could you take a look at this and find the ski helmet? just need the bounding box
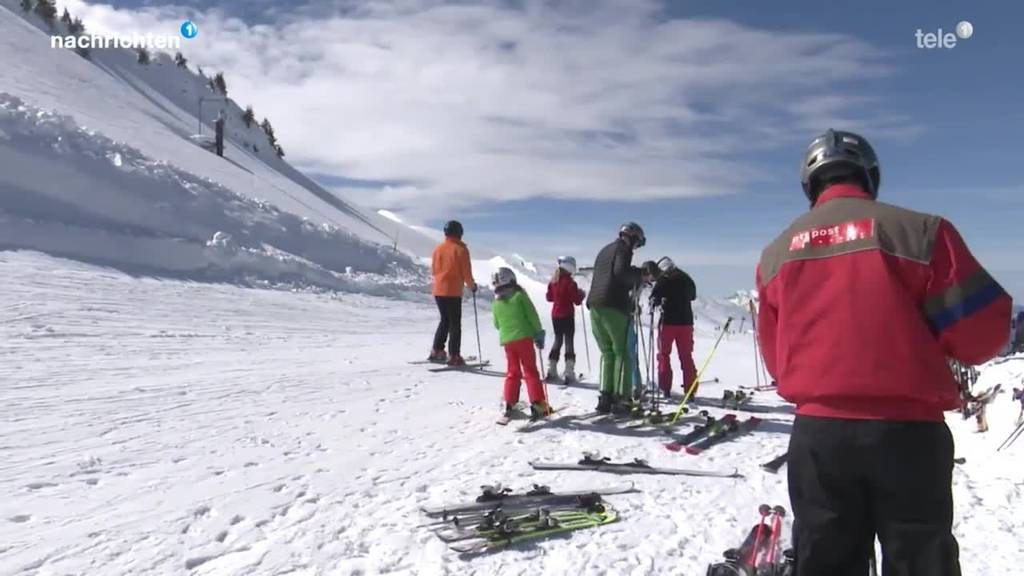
[491,267,516,290]
[619,222,646,249]
[443,220,464,238]
[557,256,577,275]
[800,129,880,203]
[656,256,675,273]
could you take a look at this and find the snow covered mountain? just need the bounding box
[0,0,443,294]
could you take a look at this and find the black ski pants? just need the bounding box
[548,316,576,361]
[432,296,463,357]
[788,415,961,576]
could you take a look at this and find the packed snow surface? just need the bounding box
[1,252,1022,576]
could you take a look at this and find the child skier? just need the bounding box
[491,267,551,419]
[649,257,698,398]
[545,256,586,384]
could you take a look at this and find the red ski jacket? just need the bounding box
[547,273,585,319]
[756,184,1012,422]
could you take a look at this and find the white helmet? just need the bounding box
[491,267,516,290]
[557,256,577,275]
[656,256,675,273]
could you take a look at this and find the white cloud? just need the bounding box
[61,0,912,216]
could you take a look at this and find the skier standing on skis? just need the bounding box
[647,257,698,399]
[586,222,645,413]
[491,267,551,419]
[756,129,1013,576]
[429,220,478,366]
[545,256,586,385]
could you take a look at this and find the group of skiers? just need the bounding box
[427,219,700,421]
[427,128,1015,576]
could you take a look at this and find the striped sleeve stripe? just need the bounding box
[926,270,1009,332]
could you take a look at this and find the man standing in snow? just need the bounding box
[429,220,477,366]
[214,110,225,157]
[756,129,1012,576]
[586,222,645,413]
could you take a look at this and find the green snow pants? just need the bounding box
[590,306,630,398]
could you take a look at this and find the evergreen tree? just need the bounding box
[174,52,188,68]
[34,0,57,26]
[242,105,255,128]
[137,48,150,65]
[213,72,228,96]
[71,17,89,58]
[60,7,72,27]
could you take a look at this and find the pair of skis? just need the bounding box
[442,503,618,555]
[419,482,636,518]
[529,452,741,478]
[664,414,762,455]
[420,483,632,555]
[707,504,790,576]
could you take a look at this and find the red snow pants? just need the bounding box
[503,337,547,405]
[658,325,697,395]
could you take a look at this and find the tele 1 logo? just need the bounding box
[180,20,198,39]
[916,21,973,49]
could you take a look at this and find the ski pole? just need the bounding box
[538,346,551,413]
[670,316,733,424]
[472,290,484,368]
[580,305,592,374]
[749,504,771,567]
[997,419,1024,451]
[765,506,786,565]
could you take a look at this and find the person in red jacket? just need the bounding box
[757,129,1012,576]
[545,256,586,384]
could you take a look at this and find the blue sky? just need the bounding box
[72,0,1023,299]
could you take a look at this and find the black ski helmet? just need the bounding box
[443,220,464,238]
[800,129,880,203]
[619,222,646,249]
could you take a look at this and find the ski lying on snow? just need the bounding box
[419,482,636,517]
[529,454,740,478]
[446,505,619,555]
[431,495,608,542]
[760,451,788,473]
[686,416,761,455]
[664,414,736,452]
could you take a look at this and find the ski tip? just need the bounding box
[664,443,683,452]
[684,446,702,455]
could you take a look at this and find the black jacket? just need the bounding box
[586,239,641,313]
[651,269,696,326]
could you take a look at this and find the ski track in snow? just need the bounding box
[0,252,1022,576]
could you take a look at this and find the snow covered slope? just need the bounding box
[1,251,1021,575]
[0,1,438,290]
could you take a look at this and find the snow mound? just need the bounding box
[0,94,427,297]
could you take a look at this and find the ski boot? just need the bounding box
[545,358,561,383]
[475,484,511,503]
[722,389,735,409]
[563,359,577,385]
[530,401,553,420]
[612,399,633,416]
[427,349,448,364]
[447,355,467,367]
[595,392,614,414]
